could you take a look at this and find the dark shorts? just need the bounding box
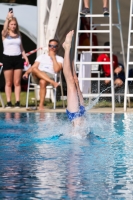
[106,72,125,83]
[66,105,86,121]
[114,72,125,83]
[3,54,24,71]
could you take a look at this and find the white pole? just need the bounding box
[37,0,48,56]
[45,0,64,44]
[124,0,133,111]
[109,0,115,111]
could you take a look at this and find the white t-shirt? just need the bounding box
[35,54,63,75]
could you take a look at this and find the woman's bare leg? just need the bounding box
[14,69,22,102]
[103,0,108,7]
[63,30,83,112]
[84,0,89,8]
[83,0,108,10]
[84,0,108,8]
[4,70,13,102]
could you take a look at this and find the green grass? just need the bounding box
[0,92,131,108]
[84,99,124,108]
[94,100,124,108]
[0,92,67,108]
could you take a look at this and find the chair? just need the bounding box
[0,66,5,108]
[26,71,65,109]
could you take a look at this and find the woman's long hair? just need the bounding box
[8,17,20,35]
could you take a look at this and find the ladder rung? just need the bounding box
[131,14,133,17]
[125,94,133,97]
[80,14,110,18]
[130,31,133,33]
[83,94,113,97]
[77,51,110,54]
[77,46,110,49]
[89,51,110,53]
[125,78,133,81]
[92,24,120,27]
[129,46,133,49]
[78,30,110,33]
[78,78,112,80]
[75,62,111,65]
[115,94,124,96]
[83,93,123,97]
[128,62,133,65]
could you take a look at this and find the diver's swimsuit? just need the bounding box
[66,105,85,121]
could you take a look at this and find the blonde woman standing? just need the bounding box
[1,10,29,108]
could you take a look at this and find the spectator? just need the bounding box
[23,39,63,111]
[1,11,29,108]
[80,0,109,16]
[97,42,125,87]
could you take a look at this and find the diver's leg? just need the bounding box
[72,61,84,106]
[63,31,79,112]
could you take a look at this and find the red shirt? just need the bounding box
[97,54,118,77]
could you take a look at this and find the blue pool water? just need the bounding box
[0,112,133,199]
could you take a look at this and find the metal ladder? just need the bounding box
[74,0,126,111]
[124,0,133,111]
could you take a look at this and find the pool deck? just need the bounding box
[0,107,133,113]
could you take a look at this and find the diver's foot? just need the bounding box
[62,30,74,50]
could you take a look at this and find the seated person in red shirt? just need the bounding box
[97,42,125,87]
